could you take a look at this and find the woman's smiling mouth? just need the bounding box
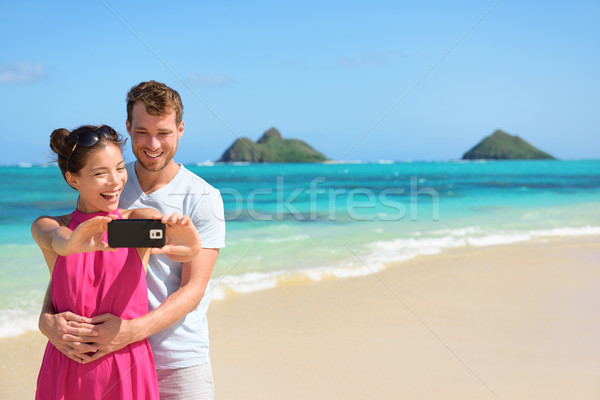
[100,190,121,201]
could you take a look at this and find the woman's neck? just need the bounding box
[75,197,111,214]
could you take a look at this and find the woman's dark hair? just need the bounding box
[49,125,125,182]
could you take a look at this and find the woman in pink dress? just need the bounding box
[31,125,201,399]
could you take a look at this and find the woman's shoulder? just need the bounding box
[31,214,71,247]
[119,208,157,219]
[32,214,71,228]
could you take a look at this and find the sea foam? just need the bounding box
[208,225,600,301]
[0,309,39,338]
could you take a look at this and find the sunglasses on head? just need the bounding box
[66,126,115,172]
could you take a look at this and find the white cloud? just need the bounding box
[187,73,234,87]
[0,61,46,83]
[338,51,405,68]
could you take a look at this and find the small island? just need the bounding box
[218,127,328,163]
[462,130,555,160]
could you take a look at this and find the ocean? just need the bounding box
[1,160,599,337]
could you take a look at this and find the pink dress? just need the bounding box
[36,209,159,400]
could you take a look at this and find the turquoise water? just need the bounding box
[1,160,599,336]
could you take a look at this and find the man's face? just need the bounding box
[126,102,184,173]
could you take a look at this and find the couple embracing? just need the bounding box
[32,80,225,399]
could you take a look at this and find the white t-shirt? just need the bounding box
[120,162,226,369]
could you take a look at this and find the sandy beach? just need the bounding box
[2,237,599,399]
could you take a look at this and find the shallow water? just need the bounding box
[1,160,599,336]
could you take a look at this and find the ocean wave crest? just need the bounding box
[209,224,600,300]
[0,309,39,338]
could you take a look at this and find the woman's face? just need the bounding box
[67,143,127,213]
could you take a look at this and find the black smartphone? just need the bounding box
[107,219,166,248]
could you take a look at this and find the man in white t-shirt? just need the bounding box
[39,80,225,399]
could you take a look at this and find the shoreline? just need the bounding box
[209,226,600,301]
[2,236,599,399]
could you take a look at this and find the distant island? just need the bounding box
[218,127,328,163]
[462,130,555,160]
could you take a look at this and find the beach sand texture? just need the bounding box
[1,237,599,399]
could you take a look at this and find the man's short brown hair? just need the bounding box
[126,80,184,125]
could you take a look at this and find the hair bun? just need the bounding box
[49,128,71,155]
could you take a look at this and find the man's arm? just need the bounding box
[86,247,219,361]
[38,283,99,363]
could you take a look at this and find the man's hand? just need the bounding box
[39,311,98,363]
[151,213,202,262]
[84,313,136,363]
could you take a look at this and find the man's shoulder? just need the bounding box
[174,165,220,195]
[122,162,141,201]
[125,161,136,173]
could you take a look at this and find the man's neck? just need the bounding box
[134,161,181,195]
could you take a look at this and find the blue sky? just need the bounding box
[1,1,599,165]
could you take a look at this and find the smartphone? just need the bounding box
[107,219,166,248]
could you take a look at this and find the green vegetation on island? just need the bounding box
[218,128,328,162]
[462,130,555,160]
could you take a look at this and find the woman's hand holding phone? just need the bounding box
[57,215,117,255]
